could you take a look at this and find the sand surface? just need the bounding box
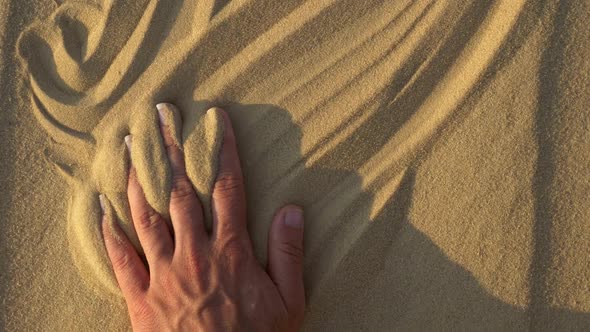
[1,0,590,330]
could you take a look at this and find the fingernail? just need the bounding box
[156,103,167,126]
[98,194,107,216]
[124,135,133,168]
[207,107,218,114]
[284,207,304,229]
[124,135,132,154]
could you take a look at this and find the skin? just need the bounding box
[99,104,305,332]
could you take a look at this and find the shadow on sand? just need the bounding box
[179,102,590,331]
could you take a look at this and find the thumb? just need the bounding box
[268,205,306,318]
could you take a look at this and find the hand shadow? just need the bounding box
[179,102,590,331]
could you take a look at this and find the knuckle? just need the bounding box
[216,216,243,235]
[184,250,202,270]
[111,251,133,271]
[186,253,211,283]
[215,235,249,262]
[136,208,163,230]
[213,172,243,197]
[130,298,154,323]
[277,242,304,265]
[163,137,176,150]
[156,271,175,291]
[224,242,244,260]
[170,176,195,200]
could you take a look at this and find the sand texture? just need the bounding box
[1,0,590,330]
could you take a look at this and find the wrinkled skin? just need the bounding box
[100,104,305,332]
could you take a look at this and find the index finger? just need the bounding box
[156,103,207,254]
[210,108,248,241]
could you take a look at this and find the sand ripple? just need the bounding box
[16,0,542,327]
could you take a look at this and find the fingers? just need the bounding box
[156,103,206,253]
[126,135,174,268]
[267,205,305,319]
[100,194,149,298]
[211,108,248,241]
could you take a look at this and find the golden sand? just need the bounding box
[1,0,590,330]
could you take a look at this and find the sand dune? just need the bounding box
[2,0,590,330]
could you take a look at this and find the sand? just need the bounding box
[1,0,590,330]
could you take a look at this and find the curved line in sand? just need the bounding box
[359,0,528,188]
[299,0,528,293]
[17,0,528,298]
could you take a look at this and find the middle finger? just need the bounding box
[156,103,207,255]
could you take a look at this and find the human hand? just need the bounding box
[99,104,305,331]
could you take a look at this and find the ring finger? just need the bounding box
[126,134,174,271]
